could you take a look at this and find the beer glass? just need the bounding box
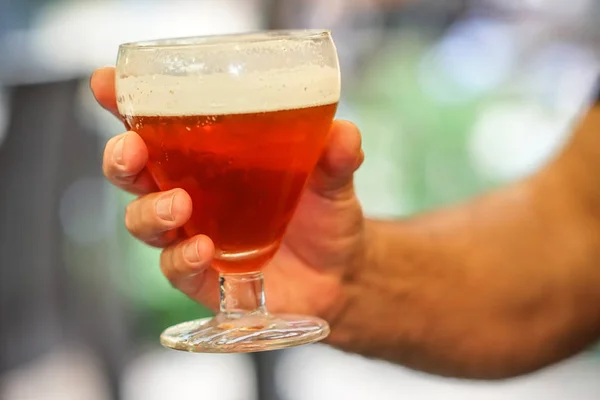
[115,30,340,353]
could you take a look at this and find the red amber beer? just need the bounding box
[124,103,337,273]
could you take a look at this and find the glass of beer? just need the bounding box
[115,30,340,353]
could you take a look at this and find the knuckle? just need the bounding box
[102,164,111,180]
[103,135,129,177]
[102,150,113,179]
[160,246,203,295]
[124,202,138,234]
[160,247,177,282]
[103,162,120,181]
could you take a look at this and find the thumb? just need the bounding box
[308,120,364,200]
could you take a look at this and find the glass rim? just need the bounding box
[119,29,332,50]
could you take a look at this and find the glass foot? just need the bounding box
[160,313,330,353]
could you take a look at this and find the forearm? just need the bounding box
[327,103,600,379]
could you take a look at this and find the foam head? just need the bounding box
[116,31,341,117]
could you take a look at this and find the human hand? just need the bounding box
[91,67,366,321]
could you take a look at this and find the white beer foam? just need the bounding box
[116,65,340,117]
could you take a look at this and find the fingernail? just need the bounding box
[156,192,176,221]
[184,240,200,264]
[112,135,126,165]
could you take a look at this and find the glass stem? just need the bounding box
[219,272,267,319]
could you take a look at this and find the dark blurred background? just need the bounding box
[1,0,599,399]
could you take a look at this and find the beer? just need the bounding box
[118,65,340,273]
[125,104,336,272]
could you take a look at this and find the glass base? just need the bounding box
[160,313,330,353]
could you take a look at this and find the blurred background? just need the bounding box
[1,0,600,399]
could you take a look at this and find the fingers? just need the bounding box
[308,120,364,200]
[94,67,158,195]
[94,68,158,195]
[160,235,219,309]
[125,188,192,246]
[103,131,158,195]
[90,67,120,119]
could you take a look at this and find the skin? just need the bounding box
[91,67,366,318]
[91,67,600,379]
